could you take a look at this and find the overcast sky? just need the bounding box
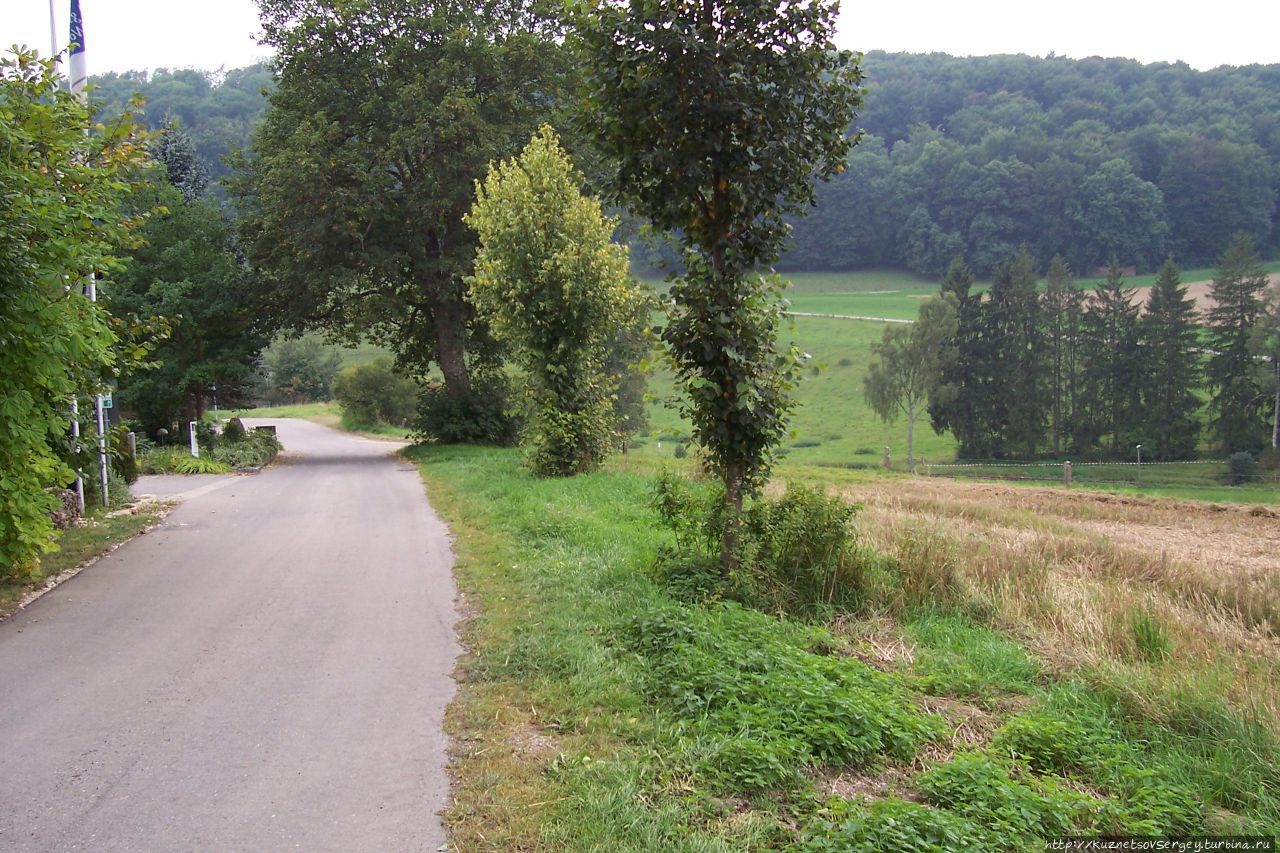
[3,0,1278,77]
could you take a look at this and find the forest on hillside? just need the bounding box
[91,52,1280,278]
[784,51,1280,276]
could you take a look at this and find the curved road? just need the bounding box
[0,420,459,852]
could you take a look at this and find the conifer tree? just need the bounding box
[1139,258,1201,459]
[1206,235,1270,453]
[928,257,985,456]
[1080,260,1142,456]
[1042,255,1083,455]
[982,248,1047,458]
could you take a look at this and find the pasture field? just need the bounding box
[410,444,1280,849]
[634,314,961,467]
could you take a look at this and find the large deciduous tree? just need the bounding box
[580,0,862,571]
[1206,235,1270,453]
[466,126,647,477]
[864,295,959,470]
[235,0,568,439]
[0,51,148,577]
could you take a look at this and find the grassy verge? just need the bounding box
[1,504,165,619]
[413,446,1279,850]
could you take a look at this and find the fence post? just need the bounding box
[1063,460,1072,485]
[126,431,137,460]
[882,446,891,470]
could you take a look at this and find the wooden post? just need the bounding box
[882,446,891,470]
[1063,460,1072,485]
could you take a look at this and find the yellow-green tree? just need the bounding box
[466,126,646,476]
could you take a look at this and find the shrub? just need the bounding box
[1225,451,1257,485]
[331,358,419,427]
[652,473,877,617]
[222,416,247,443]
[210,430,280,469]
[416,372,519,445]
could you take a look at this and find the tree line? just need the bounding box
[869,238,1279,464]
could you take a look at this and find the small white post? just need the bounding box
[189,422,199,458]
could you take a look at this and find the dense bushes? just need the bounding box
[330,358,418,427]
[652,472,880,617]
[415,372,519,446]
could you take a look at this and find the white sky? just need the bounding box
[2,0,1277,76]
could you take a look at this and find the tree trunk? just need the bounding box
[719,461,745,575]
[430,290,473,401]
[1273,358,1279,450]
[906,402,916,472]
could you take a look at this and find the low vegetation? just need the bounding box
[414,446,1279,849]
[138,420,280,474]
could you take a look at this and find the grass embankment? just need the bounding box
[0,504,165,619]
[414,446,1280,850]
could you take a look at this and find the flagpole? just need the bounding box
[48,0,58,60]
[69,0,110,510]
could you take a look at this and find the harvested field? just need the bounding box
[803,475,1280,727]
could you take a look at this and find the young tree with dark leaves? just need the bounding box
[580,0,862,571]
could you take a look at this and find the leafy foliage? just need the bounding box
[581,0,862,568]
[782,52,1280,276]
[466,127,646,476]
[0,50,148,578]
[236,0,571,416]
[111,180,266,436]
[1139,258,1202,459]
[260,337,343,404]
[652,473,879,618]
[330,359,419,428]
[863,295,958,468]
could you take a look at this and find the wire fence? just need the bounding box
[917,458,1280,489]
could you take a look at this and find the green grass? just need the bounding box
[636,314,959,467]
[410,445,1280,849]
[1,505,164,620]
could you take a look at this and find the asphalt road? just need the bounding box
[0,420,459,852]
